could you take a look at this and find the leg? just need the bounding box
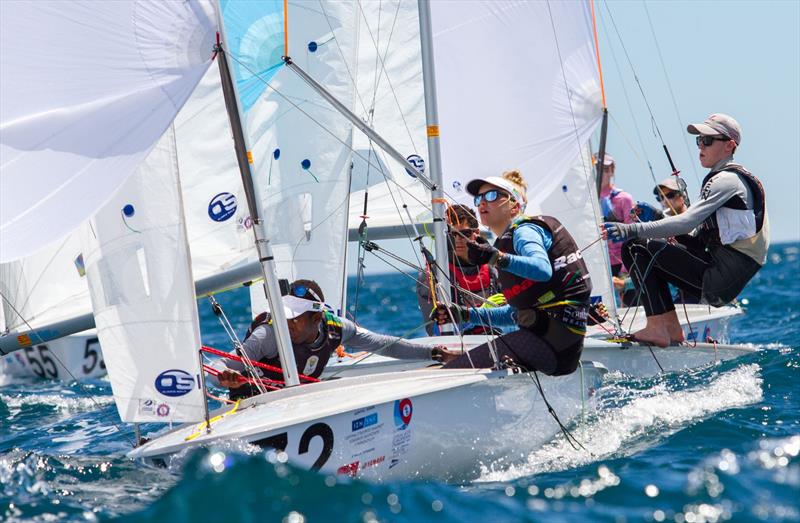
[622,239,711,346]
[443,329,558,374]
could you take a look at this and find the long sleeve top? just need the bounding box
[224,316,433,373]
[467,223,553,327]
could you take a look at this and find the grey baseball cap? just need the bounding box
[655,177,681,191]
[687,113,741,145]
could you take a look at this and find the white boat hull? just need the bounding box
[0,331,106,383]
[322,304,749,379]
[130,365,606,482]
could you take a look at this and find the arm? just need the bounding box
[468,303,516,326]
[500,223,553,281]
[628,172,742,239]
[616,191,636,224]
[224,324,278,372]
[340,317,433,360]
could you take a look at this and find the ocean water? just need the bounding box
[1,243,798,523]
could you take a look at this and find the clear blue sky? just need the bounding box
[349,0,799,276]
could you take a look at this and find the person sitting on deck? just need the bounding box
[416,203,504,336]
[602,113,769,347]
[431,170,593,376]
[217,279,458,398]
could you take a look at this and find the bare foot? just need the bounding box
[631,326,671,347]
[664,311,686,345]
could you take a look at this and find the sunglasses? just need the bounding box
[289,283,322,302]
[695,135,730,147]
[449,227,478,239]
[473,189,511,207]
[654,190,681,202]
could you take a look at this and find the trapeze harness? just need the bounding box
[494,215,592,375]
[228,311,343,399]
[695,163,767,305]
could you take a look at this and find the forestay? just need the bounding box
[81,129,205,423]
[0,1,216,263]
[218,0,358,314]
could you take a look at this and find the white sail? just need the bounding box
[348,1,431,231]
[0,230,88,332]
[218,0,358,313]
[0,1,217,263]
[174,66,256,282]
[430,0,603,207]
[81,128,205,423]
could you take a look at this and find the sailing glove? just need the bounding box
[430,303,471,325]
[631,202,664,222]
[603,222,635,243]
[466,237,508,267]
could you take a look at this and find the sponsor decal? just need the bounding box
[236,215,253,232]
[352,413,378,432]
[405,154,425,178]
[303,355,320,376]
[394,398,413,429]
[17,334,32,347]
[208,192,237,222]
[156,403,170,417]
[703,325,713,342]
[74,254,86,277]
[138,399,155,416]
[337,461,359,477]
[687,330,698,341]
[452,180,463,192]
[155,369,195,397]
[590,295,603,305]
[361,455,385,470]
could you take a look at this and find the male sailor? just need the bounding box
[217,280,457,398]
[602,113,768,347]
[432,170,592,376]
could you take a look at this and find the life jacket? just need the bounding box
[449,262,495,304]
[494,215,592,336]
[696,163,768,264]
[242,311,343,380]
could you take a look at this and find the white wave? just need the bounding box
[1,392,113,415]
[478,364,763,482]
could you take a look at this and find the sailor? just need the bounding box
[432,170,592,376]
[602,113,768,347]
[597,153,635,278]
[218,279,458,398]
[416,203,504,335]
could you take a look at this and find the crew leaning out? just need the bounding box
[602,113,768,347]
[432,170,592,376]
[215,279,459,399]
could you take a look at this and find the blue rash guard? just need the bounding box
[468,223,553,327]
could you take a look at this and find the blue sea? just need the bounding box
[2,243,798,523]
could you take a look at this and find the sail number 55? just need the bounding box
[24,345,58,379]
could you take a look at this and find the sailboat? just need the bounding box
[1,0,605,482]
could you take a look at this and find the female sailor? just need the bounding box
[433,170,592,376]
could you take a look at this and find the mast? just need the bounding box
[214,7,300,387]
[417,0,449,288]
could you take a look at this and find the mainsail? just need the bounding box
[0,1,217,263]
[428,0,615,308]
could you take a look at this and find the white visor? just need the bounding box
[266,295,325,319]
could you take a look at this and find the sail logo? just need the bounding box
[405,154,425,178]
[394,398,413,429]
[208,192,237,222]
[155,369,195,397]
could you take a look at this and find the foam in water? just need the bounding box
[479,364,764,482]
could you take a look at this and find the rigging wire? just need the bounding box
[642,1,701,186]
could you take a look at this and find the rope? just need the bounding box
[201,345,320,383]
